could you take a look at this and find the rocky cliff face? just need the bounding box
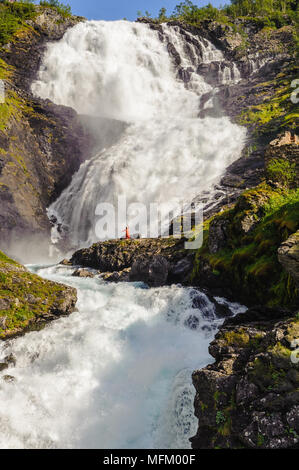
[191,308,299,449]
[191,133,299,310]
[0,8,91,253]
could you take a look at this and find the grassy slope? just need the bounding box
[191,185,299,308]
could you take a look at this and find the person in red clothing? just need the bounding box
[122,226,130,239]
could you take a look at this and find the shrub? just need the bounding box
[266,158,296,187]
[39,0,71,18]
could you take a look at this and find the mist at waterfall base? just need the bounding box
[32,20,246,249]
[0,21,249,449]
[0,265,246,449]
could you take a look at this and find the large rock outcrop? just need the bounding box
[0,250,77,340]
[278,232,299,288]
[191,308,299,449]
[70,238,194,287]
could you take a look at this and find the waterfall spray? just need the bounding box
[32,21,246,249]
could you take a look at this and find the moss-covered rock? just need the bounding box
[191,308,299,449]
[0,250,77,340]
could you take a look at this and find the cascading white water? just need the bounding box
[0,21,249,449]
[0,265,246,449]
[32,20,246,248]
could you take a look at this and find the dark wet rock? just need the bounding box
[72,268,94,278]
[70,238,193,286]
[278,231,299,288]
[191,309,299,449]
[0,9,92,250]
[167,42,181,65]
[130,255,169,287]
[177,67,194,83]
[2,375,15,383]
[208,216,229,254]
[171,257,194,281]
[0,353,16,372]
[49,287,77,316]
[185,315,200,330]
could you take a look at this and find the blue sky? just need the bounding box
[66,1,225,21]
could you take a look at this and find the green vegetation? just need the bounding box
[239,65,299,139]
[191,184,299,308]
[216,410,226,425]
[0,1,72,46]
[140,0,298,30]
[266,158,296,187]
[0,250,72,339]
[0,1,36,45]
[39,0,71,18]
[0,88,34,131]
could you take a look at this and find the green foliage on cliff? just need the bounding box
[266,158,296,187]
[0,88,33,131]
[192,184,299,308]
[39,0,71,18]
[0,250,74,339]
[239,65,299,139]
[150,0,298,27]
[0,1,72,45]
[0,1,37,45]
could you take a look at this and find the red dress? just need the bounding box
[125,227,130,239]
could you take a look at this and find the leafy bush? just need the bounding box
[266,159,296,187]
[152,1,298,27]
[0,1,36,45]
[0,1,72,45]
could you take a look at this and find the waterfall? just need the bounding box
[0,264,247,449]
[32,20,246,249]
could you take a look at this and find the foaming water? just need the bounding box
[32,21,246,248]
[0,265,246,449]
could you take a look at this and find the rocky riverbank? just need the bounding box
[0,250,77,341]
[69,237,193,287]
[191,307,299,449]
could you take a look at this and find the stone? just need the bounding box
[278,231,299,288]
[0,316,7,330]
[191,308,299,449]
[130,255,169,287]
[72,268,94,278]
[0,298,11,310]
[208,216,229,254]
[286,406,299,432]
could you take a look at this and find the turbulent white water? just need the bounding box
[32,21,246,248]
[0,21,250,449]
[0,265,246,449]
